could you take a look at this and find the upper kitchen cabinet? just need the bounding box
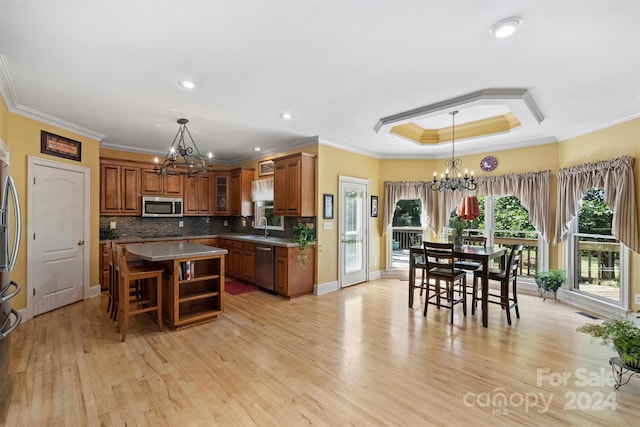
[274,153,316,216]
[183,171,213,215]
[212,171,230,216]
[229,167,254,217]
[100,160,140,215]
[140,168,183,197]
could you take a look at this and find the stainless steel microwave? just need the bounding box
[142,196,183,217]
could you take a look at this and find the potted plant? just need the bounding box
[577,318,640,369]
[535,269,566,300]
[448,216,466,247]
[291,222,316,266]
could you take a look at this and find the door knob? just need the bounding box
[77,240,85,246]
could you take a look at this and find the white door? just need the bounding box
[339,176,368,287]
[29,158,87,316]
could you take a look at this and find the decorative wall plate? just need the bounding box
[480,156,498,172]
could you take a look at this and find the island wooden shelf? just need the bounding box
[126,242,227,329]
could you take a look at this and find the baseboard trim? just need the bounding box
[87,284,102,299]
[315,280,339,295]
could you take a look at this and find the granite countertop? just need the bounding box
[126,241,228,262]
[101,233,298,248]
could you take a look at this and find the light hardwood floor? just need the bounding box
[2,278,640,426]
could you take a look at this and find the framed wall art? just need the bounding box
[258,159,274,176]
[371,195,378,217]
[41,131,82,162]
[323,194,334,219]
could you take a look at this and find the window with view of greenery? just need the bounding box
[254,201,284,230]
[392,199,422,226]
[573,188,619,301]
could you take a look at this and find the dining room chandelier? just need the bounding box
[430,110,477,192]
[154,118,207,176]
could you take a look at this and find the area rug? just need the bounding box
[225,279,258,295]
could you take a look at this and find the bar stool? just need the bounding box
[116,244,164,342]
[105,240,117,320]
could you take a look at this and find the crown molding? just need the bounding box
[0,55,106,142]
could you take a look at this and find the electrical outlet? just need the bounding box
[223,220,228,226]
[109,221,116,229]
[635,294,640,305]
[178,221,184,228]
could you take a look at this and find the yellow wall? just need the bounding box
[316,144,382,285]
[5,113,101,309]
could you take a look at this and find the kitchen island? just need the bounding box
[126,241,228,329]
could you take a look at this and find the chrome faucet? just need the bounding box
[257,216,269,237]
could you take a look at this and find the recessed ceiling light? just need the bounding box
[254,147,261,151]
[178,80,196,89]
[490,17,522,38]
[280,112,293,120]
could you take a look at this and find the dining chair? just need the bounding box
[472,244,524,325]
[423,241,467,324]
[116,244,164,342]
[453,235,487,271]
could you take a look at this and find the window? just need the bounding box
[449,195,544,279]
[254,201,283,230]
[570,188,623,304]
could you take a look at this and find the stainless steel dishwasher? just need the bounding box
[254,245,275,291]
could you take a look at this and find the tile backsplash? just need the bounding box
[99,216,314,240]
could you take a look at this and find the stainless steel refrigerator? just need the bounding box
[0,155,21,408]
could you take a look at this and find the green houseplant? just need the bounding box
[448,216,466,247]
[577,318,640,368]
[535,269,566,300]
[291,223,316,266]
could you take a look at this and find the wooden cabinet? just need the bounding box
[275,246,315,297]
[163,254,224,328]
[212,172,230,216]
[217,238,233,277]
[100,161,140,215]
[229,167,254,217]
[274,153,316,216]
[231,241,243,278]
[183,172,213,215]
[242,243,255,283]
[140,168,183,197]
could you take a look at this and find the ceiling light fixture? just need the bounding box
[490,17,521,38]
[154,118,207,176]
[254,147,261,151]
[280,112,293,120]
[178,80,195,89]
[431,111,476,192]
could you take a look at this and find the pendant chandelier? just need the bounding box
[154,118,207,176]
[430,110,477,192]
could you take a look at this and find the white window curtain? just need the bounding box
[251,177,274,202]
[554,156,638,253]
[437,170,552,242]
[383,181,436,233]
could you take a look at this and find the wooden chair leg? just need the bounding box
[512,279,520,319]
[503,281,512,325]
[155,273,163,332]
[461,277,467,316]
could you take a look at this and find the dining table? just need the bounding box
[408,244,507,327]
